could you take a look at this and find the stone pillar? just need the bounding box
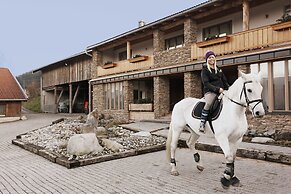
[91,49,102,79]
[184,18,197,46]
[240,0,250,73]
[184,72,202,98]
[123,80,134,112]
[154,76,170,118]
[92,84,104,112]
[153,29,165,53]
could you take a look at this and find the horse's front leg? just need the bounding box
[228,138,243,187]
[215,135,236,189]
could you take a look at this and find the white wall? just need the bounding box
[197,0,290,41]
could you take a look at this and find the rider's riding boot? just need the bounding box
[199,109,209,133]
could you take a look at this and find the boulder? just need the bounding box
[101,139,123,152]
[86,108,99,128]
[67,133,103,156]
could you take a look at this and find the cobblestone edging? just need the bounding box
[12,137,165,169]
[177,139,291,165]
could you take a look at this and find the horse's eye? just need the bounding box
[247,89,252,93]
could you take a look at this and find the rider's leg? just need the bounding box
[199,92,216,133]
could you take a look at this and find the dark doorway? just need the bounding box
[222,66,238,86]
[170,75,184,110]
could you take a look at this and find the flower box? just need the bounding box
[272,21,291,31]
[129,103,153,111]
[102,63,117,69]
[196,36,230,48]
[128,56,148,63]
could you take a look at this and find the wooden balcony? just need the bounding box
[97,55,153,77]
[191,23,291,60]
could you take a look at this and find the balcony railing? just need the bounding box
[97,55,153,77]
[191,23,291,60]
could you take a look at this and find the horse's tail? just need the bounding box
[166,123,172,162]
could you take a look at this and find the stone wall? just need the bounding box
[184,71,202,98]
[154,76,170,118]
[92,81,131,123]
[247,114,291,134]
[91,50,102,79]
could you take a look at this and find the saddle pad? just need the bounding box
[192,101,223,121]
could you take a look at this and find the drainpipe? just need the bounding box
[85,49,92,57]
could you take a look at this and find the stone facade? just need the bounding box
[91,50,102,79]
[154,76,170,118]
[93,81,132,123]
[184,72,202,98]
[184,19,197,46]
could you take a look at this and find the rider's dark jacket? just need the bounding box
[201,65,229,95]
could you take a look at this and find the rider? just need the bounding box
[199,51,229,133]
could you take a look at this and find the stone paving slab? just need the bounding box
[120,122,169,133]
[154,129,291,165]
[0,117,21,124]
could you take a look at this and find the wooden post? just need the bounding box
[69,83,72,114]
[268,61,274,112]
[285,60,289,111]
[127,41,131,59]
[242,0,250,31]
[57,89,64,104]
[54,87,57,113]
[89,82,92,113]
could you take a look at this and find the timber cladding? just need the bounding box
[0,102,22,117]
[42,58,92,88]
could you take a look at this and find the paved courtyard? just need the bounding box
[0,113,291,194]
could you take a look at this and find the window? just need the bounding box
[118,51,127,61]
[251,60,291,112]
[203,21,232,41]
[104,82,124,110]
[0,104,5,116]
[165,35,184,50]
[133,80,153,103]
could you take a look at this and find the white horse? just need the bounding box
[166,71,265,189]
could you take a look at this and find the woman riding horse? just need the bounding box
[199,51,229,133]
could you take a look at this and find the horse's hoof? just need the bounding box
[197,165,204,172]
[231,176,241,187]
[220,177,231,189]
[171,171,179,176]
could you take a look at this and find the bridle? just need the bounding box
[222,81,263,113]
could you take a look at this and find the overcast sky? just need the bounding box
[0,0,205,76]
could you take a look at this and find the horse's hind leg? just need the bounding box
[170,124,183,176]
[186,131,204,171]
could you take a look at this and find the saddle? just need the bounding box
[192,96,223,133]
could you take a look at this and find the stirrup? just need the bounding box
[199,122,205,133]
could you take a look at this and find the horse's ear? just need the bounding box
[238,70,247,80]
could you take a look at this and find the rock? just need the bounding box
[131,131,152,137]
[274,131,291,141]
[86,108,98,128]
[21,116,27,120]
[80,124,95,133]
[251,137,275,143]
[67,133,103,156]
[263,129,276,137]
[101,139,123,152]
[95,127,107,135]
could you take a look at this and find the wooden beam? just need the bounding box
[127,41,131,59]
[57,89,64,104]
[243,0,250,31]
[72,85,80,107]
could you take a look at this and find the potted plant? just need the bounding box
[272,9,291,31]
[128,54,148,63]
[102,61,117,69]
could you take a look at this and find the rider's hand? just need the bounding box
[219,88,224,93]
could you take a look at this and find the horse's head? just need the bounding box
[239,71,265,117]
